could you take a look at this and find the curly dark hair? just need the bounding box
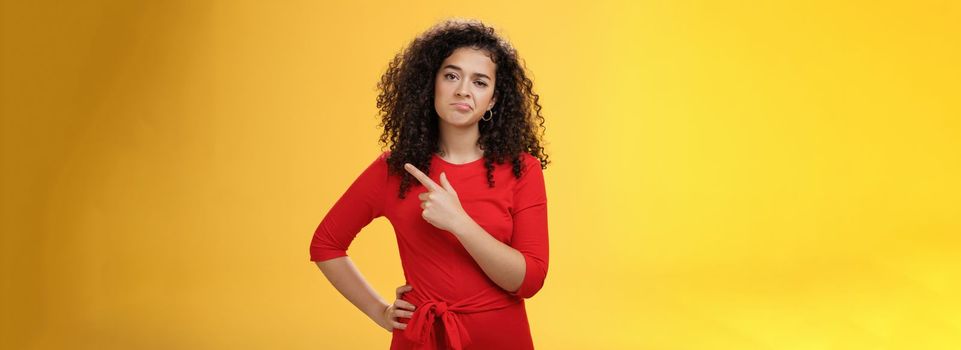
[376,18,550,199]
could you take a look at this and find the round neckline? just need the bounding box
[433,153,485,167]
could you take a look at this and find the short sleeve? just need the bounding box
[507,155,549,298]
[309,152,389,262]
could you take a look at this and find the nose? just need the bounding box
[455,81,470,98]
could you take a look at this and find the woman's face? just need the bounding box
[433,47,496,127]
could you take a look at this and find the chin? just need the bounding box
[440,115,477,127]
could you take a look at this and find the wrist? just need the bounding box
[370,302,392,330]
[451,215,478,238]
[364,300,390,321]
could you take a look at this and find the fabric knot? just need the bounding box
[433,301,449,315]
[399,287,520,349]
[404,300,472,350]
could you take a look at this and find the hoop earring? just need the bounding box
[482,109,494,122]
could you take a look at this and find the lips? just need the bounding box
[451,103,472,111]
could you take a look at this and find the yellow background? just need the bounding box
[2,0,959,349]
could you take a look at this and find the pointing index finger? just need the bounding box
[404,163,440,192]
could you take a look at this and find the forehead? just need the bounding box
[440,47,496,76]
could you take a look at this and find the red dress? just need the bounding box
[310,151,549,350]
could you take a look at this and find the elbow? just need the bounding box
[510,254,548,299]
[310,244,347,262]
[309,233,348,262]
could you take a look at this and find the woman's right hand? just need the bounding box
[378,284,416,332]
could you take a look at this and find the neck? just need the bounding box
[437,122,482,162]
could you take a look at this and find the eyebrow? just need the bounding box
[441,64,492,80]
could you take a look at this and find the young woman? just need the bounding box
[309,19,550,349]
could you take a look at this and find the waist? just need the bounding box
[401,287,521,350]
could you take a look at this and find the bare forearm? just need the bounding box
[315,257,388,322]
[452,219,525,292]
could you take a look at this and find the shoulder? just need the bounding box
[512,153,547,201]
[371,150,394,166]
[516,152,545,180]
[519,152,543,171]
[358,151,390,175]
[370,151,395,177]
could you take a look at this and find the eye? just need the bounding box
[474,81,488,87]
[444,73,458,80]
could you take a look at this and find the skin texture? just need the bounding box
[316,19,548,334]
